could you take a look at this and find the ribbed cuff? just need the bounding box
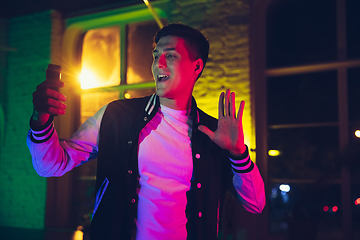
[229,145,254,173]
[30,114,54,131]
[228,145,249,160]
[29,115,55,143]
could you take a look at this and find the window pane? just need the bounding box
[80,91,119,124]
[267,71,338,125]
[348,68,360,122]
[268,127,342,238]
[347,0,360,59]
[126,20,161,84]
[81,26,120,89]
[267,0,337,68]
[268,127,340,180]
[348,68,360,145]
[269,182,342,238]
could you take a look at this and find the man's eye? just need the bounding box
[153,55,159,60]
[166,54,174,59]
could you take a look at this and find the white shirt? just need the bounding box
[136,105,192,240]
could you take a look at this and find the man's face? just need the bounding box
[152,36,201,103]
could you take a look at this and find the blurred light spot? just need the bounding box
[279,184,290,193]
[80,68,98,89]
[355,130,360,138]
[124,93,131,99]
[355,198,360,205]
[72,229,83,240]
[271,187,277,198]
[268,150,280,156]
[332,206,338,212]
[323,206,329,212]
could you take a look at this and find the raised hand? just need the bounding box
[32,79,66,126]
[198,89,246,157]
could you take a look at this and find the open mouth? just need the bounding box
[157,74,170,82]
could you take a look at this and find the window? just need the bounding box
[251,0,360,239]
[79,20,160,124]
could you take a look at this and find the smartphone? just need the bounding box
[46,64,61,116]
[46,64,61,92]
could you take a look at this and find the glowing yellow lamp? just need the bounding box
[355,130,360,138]
[268,149,280,157]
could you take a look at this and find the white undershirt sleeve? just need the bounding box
[229,152,266,213]
[27,105,107,177]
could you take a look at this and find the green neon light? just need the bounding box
[78,82,156,94]
[66,0,169,30]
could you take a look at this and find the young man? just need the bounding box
[28,24,265,240]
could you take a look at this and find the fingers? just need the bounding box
[198,125,215,140]
[237,100,245,120]
[219,90,245,119]
[33,97,67,114]
[37,79,65,90]
[218,91,225,119]
[33,87,66,102]
[224,89,230,117]
[219,90,232,118]
[33,80,67,115]
[230,91,236,118]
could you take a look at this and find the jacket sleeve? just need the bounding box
[26,105,107,177]
[229,146,266,213]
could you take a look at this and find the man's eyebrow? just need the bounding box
[152,47,177,54]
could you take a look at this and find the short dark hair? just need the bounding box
[154,23,210,77]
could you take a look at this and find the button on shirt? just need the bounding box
[136,105,193,240]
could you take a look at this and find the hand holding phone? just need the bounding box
[32,64,66,126]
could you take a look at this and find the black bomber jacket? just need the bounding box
[90,94,248,240]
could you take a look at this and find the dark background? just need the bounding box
[0,0,147,18]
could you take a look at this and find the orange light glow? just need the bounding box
[323,206,329,212]
[72,230,83,240]
[124,93,131,99]
[79,68,98,89]
[332,206,338,212]
[355,198,360,205]
[80,27,120,90]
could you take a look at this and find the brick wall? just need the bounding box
[0,18,8,148]
[171,0,255,155]
[0,11,53,229]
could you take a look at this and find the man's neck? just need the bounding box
[159,96,192,112]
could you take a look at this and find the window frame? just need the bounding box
[250,0,360,239]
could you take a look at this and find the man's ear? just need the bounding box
[194,58,204,75]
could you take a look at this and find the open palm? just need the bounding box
[198,90,246,156]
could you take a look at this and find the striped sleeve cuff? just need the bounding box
[29,115,55,143]
[229,146,254,173]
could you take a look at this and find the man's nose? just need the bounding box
[158,55,167,68]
